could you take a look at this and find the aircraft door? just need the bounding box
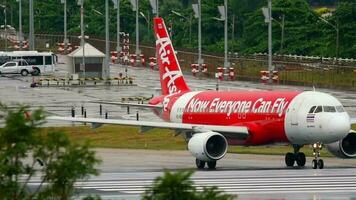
[290,98,305,126]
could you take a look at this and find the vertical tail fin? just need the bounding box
[153,18,190,95]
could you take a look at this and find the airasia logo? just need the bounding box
[162,67,182,94]
[156,33,182,94]
[186,97,289,117]
[156,33,171,66]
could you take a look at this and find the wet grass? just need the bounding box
[42,125,186,150]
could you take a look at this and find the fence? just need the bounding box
[2,34,356,90]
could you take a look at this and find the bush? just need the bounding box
[0,104,101,200]
[142,170,235,200]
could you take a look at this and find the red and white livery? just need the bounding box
[49,18,356,170]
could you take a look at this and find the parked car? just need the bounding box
[0,60,35,76]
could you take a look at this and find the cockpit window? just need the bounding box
[314,106,323,113]
[336,106,345,112]
[323,106,336,112]
[309,106,316,113]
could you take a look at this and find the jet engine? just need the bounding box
[326,131,356,158]
[187,131,228,161]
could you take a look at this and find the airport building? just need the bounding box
[67,43,105,78]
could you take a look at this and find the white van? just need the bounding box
[0,51,57,76]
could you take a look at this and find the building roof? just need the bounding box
[68,43,105,58]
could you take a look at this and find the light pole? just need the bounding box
[0,4,7,51]
[29,0,34,50]
[149,0,158,71]
[105,0,110,79]
[273,14,285,53]
[130,0,140,63]
[149,0,159,17]
[135,0,139,59]
[140,12,150,36]
[280,14,284,53]
[262,0,273,84]
[319,17,339,58]
[267,0,272,84]
[192,1,202,77]
[16,0,23,50]
[231,13,235,41]
[60,0,68,54]
[9,4,12,27]
[216,0,229,80]
[171,10,192,43]
[112,0,121,53]
[77,0,85,78]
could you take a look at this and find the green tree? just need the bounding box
[4,0,355,58]
[0,104,101,200]
[142,170,234,200]
[242,0,323,55]
[331,0,356,58]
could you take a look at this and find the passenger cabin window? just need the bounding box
[314,106,323,113]
[323,106,336,112]
[309,106,316,113]
[23,56,43,65]
[45,56,52,65]
[336,106,345,112]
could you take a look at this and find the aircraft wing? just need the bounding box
[89,101,163,109]
[47,116,249,139]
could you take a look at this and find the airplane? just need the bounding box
[48,17,356,170]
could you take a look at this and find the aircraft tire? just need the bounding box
[295,152,306,167]
[207,161,216,170]
[318,159,324,169]
[285,152,295,167]
[196,159,205,169]
[312,159,318,169]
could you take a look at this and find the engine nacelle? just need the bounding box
[326,131,356,158]
[187,131,228,161]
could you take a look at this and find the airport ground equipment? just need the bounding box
[35,76,134,87]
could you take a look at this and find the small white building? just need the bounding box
[67,43,105,78]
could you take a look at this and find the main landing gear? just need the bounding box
[312,142,324,169]
[285,145,306,167]
[196,159,216,170]
[285,143,324,169]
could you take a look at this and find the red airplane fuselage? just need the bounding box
[150,90,301,146]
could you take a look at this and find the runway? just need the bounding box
[26,149,356,199]
[73,169,356,199]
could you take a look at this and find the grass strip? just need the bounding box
[41,124,356,157]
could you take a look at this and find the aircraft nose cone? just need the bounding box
[328,116,350,138]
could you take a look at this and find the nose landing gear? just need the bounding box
[285,145,306,167]
[312,142,324,169]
